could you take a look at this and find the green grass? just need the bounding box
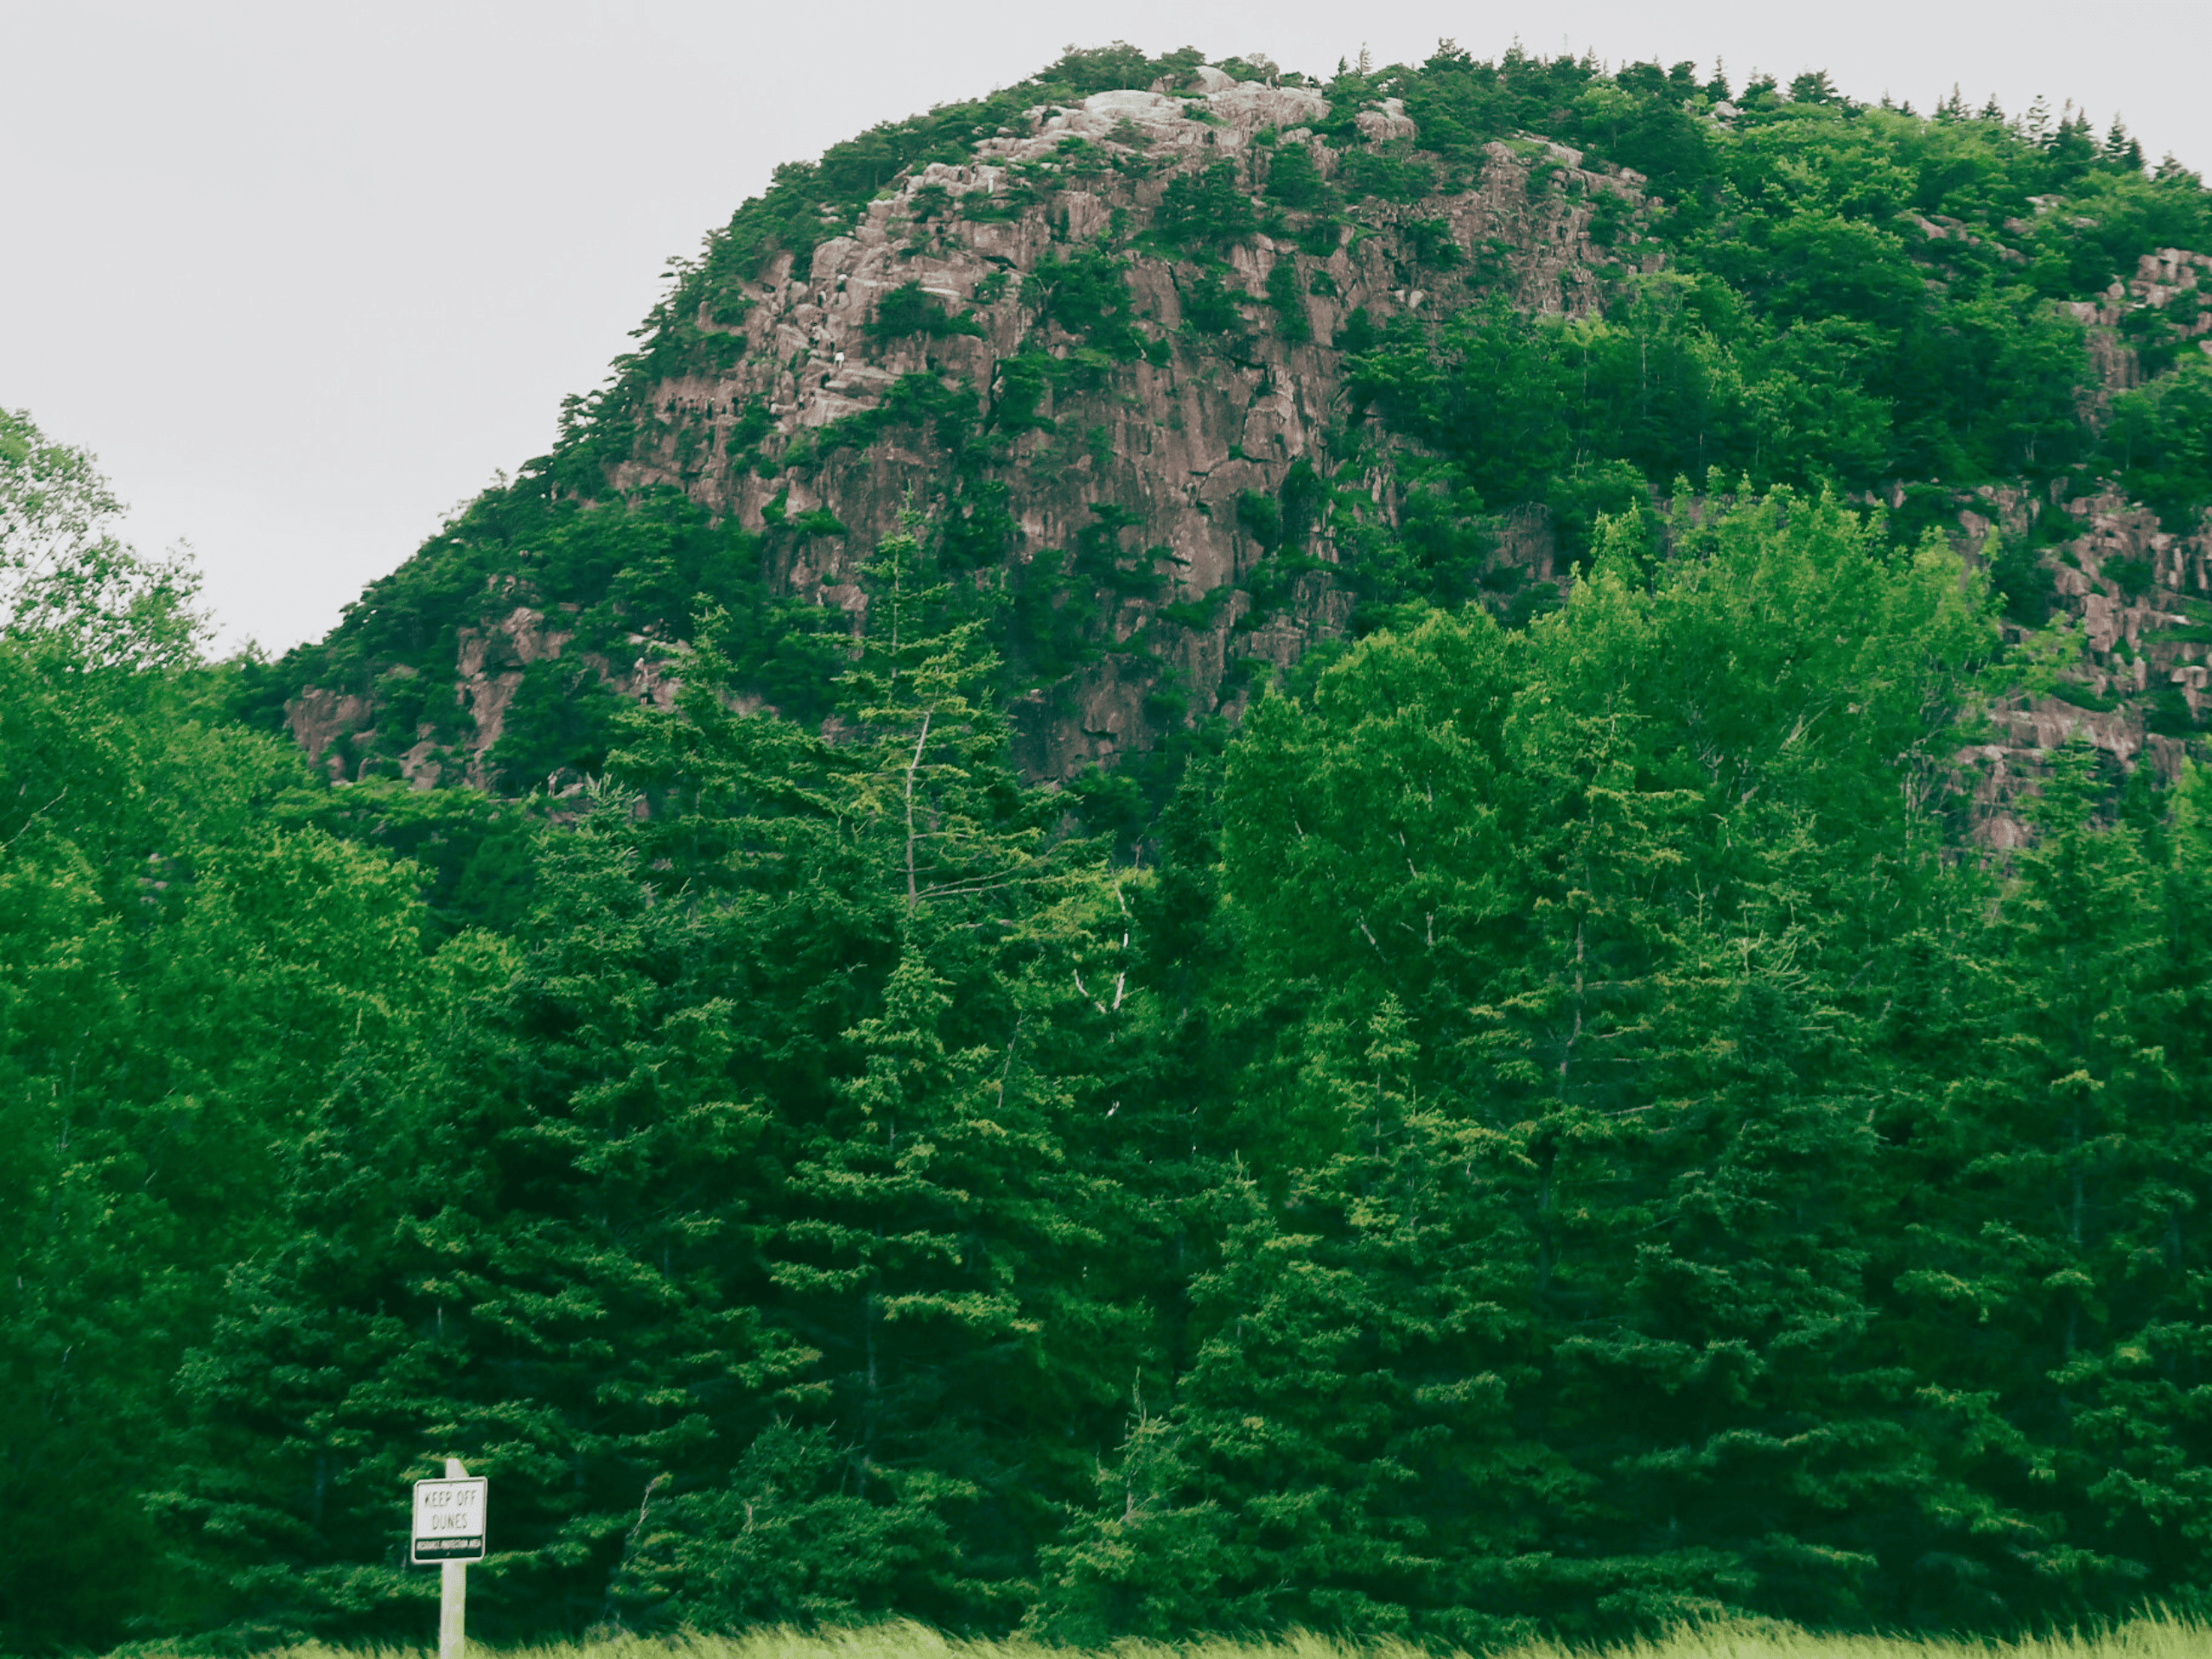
[143,1612,2212,1659]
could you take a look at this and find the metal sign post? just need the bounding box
[412,1459,486,1659]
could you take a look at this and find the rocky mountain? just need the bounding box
[24,51,2212,1654]
[261,43,2212,819]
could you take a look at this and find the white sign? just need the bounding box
[411,1477,487,1564]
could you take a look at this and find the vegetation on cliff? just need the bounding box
[242,40,2212,793]
[7,34,2212,1659]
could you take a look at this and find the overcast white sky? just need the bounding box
[4,0,2205,653]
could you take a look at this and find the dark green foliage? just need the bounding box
[1031,244,1146,361]
[1335,147,1433,205]
[2095,356,2212,530]
[0,536,442,1649]
[705,285,754,327]
[938,474,1020,571]
[484,658,623,791]
[277,778,536,938]
[1545,458,1653,568]
[21,481,2212,1651]
[2107,554,2156,599]
[1264,261,1311,341]
[868,283,985,343]
[1071,503,1165,598]
[1338,240,2089,610]
[1400,216,1462,270]
[812,372,979,461]
[990,348,1060,433]
[1302,43,2212,620]
[1278,459,1326,547]
[1263,142,1332,211]
[1046,41,1168,97]
[1154,162,1259,257]
[17,35,2212,1657]
[272,487,764,748]
[1586,188,1628,246]
[1234,489,1281,550]
[1299,219,1344,258]
[1179,270,1249,340]
[1986,534,2059,626]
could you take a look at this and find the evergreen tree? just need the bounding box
[1883,743,2200,1622]
[172,798,805,1641]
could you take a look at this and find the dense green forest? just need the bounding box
[9,36,2212,1659]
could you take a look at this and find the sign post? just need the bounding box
[412,1459,486,1659]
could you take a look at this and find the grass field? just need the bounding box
[190,1614,2212,1659]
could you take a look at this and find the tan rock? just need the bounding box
[1355,98,1419,143]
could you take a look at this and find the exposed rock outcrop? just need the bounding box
[2065,246,2212,394]
[603,69,1652,776]
[1956,484,2212,846]
[288,62,2212,829]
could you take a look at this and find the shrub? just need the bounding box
[1266,262,1311,341]
[2096,357,2212,531]
[1179,270,1250,342]
[1586,190,1628,247]
[1987,536,2057,626]
[868,282,984,342]
[1045,41,1156,95]
[1265,143,1334,211]
[1403,217,1465,270]
[1337,148,1434,203]
[1280,459,1327,544]
[1031,245,1146,361]
[791,507,848,537]
[1154,162,1257,257]
[2107,555,2156,598]
[1236,489,1282,549]
[485,659,620,790]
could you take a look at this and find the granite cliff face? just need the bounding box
[1958,482,2212,845]
[281,57,2212,811]
[1953,244,2212,839]
[606,78,1650,777]
[287,64,1662,785]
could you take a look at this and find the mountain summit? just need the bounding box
[261,41,2212,825]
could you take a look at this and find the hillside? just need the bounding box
[252,43,2212,821]
[14,40,2212,1659]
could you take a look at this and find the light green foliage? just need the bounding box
[127,1608,2212,1659]
[0,406,204,667]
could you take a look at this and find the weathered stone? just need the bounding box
[354,70,2212,818]
[286,687,372,771]
[1354,98,1418,143]
[590,76,1652,777]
